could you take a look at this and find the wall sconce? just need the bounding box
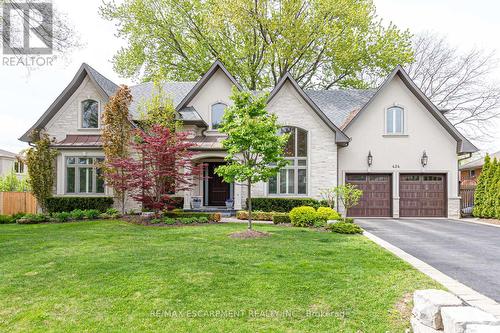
[421,151,428,167]
[367,151,373,167]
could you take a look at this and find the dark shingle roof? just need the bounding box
[129,81,196,118]
[305,89,376,128]
[85,64,120,97]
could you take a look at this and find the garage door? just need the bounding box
[399,174,446,217]
[345,174,392,217]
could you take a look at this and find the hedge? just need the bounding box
[46,197,114,213]
[473,155,500,219]
[272,213,291,224]
[163,211,221,222]
[247,197,328,213]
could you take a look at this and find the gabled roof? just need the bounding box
[342,65,478,154]
[460,151,500,170]
[268,73,350,144]
[175,60,243,112]
[19,63,119,142]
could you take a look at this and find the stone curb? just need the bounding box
[363,231,500,319]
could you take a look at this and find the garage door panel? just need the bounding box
[346,173,391,217]
[399,174,446,217]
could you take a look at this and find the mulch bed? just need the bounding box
[229,230,271,239]
[476,218,500,226]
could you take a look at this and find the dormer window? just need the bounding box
[82,99,99,129]
[211,103,227,130]
[386,106,404,134]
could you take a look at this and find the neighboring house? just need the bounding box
[20,61,477,218]
[0,149,27,179]
[459,151,500,185]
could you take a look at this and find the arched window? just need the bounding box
[268,127,308,195]
[211,103,226,129]
[82,99,99,128]
[386,106,404,134]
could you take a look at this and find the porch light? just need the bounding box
[367,151,373,167]
[421,151,428,167]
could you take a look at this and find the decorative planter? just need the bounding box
[191,196,203,209]
[225,199,234,209]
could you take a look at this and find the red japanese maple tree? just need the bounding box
[133,125,201,211]
[105,125,201,212]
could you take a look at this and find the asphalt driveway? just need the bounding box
[356,218,500,302]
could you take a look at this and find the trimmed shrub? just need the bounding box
[46,197,114,213]
[236,211,248,220]
[326,222,363,234]
[316,207,341,222]
[52,211,71,222]
[248,197,328,213]
[272,213,290,224]
[236,210,273,221]
[289,206,318,227]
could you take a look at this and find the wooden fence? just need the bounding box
[0,192,38,215]
[460,185,476,217]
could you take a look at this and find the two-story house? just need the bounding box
[20,61,477,218]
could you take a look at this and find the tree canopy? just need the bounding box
[101,0,413,90]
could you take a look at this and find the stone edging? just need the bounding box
[363,231,500,319]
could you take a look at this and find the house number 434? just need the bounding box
[392,164,400,169]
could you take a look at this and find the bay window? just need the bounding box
[268,127,307,195]
[66,157,105,194]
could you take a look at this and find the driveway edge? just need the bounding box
[363,231,500,318]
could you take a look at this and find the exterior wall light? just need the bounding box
[421,151,428,167]
[367,151,373,167]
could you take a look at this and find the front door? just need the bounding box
[207,163,230,206]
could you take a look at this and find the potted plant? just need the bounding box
[191,196,202,209]
[225,198,234,209]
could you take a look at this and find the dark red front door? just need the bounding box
[207,163,230,206]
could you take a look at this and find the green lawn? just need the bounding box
[0,221,439,332]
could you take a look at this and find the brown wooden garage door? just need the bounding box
[399,174,446,217]
[345,174,392,217]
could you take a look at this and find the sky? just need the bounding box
[0,0,499,154]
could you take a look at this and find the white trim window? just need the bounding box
[386,106,404,134]
[66,157,105,194]
[268,127,308,195]
[81,99,99,129]
[211,103,227,129]
[14,160,25,174]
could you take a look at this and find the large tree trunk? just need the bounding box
[247,179,252,230]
